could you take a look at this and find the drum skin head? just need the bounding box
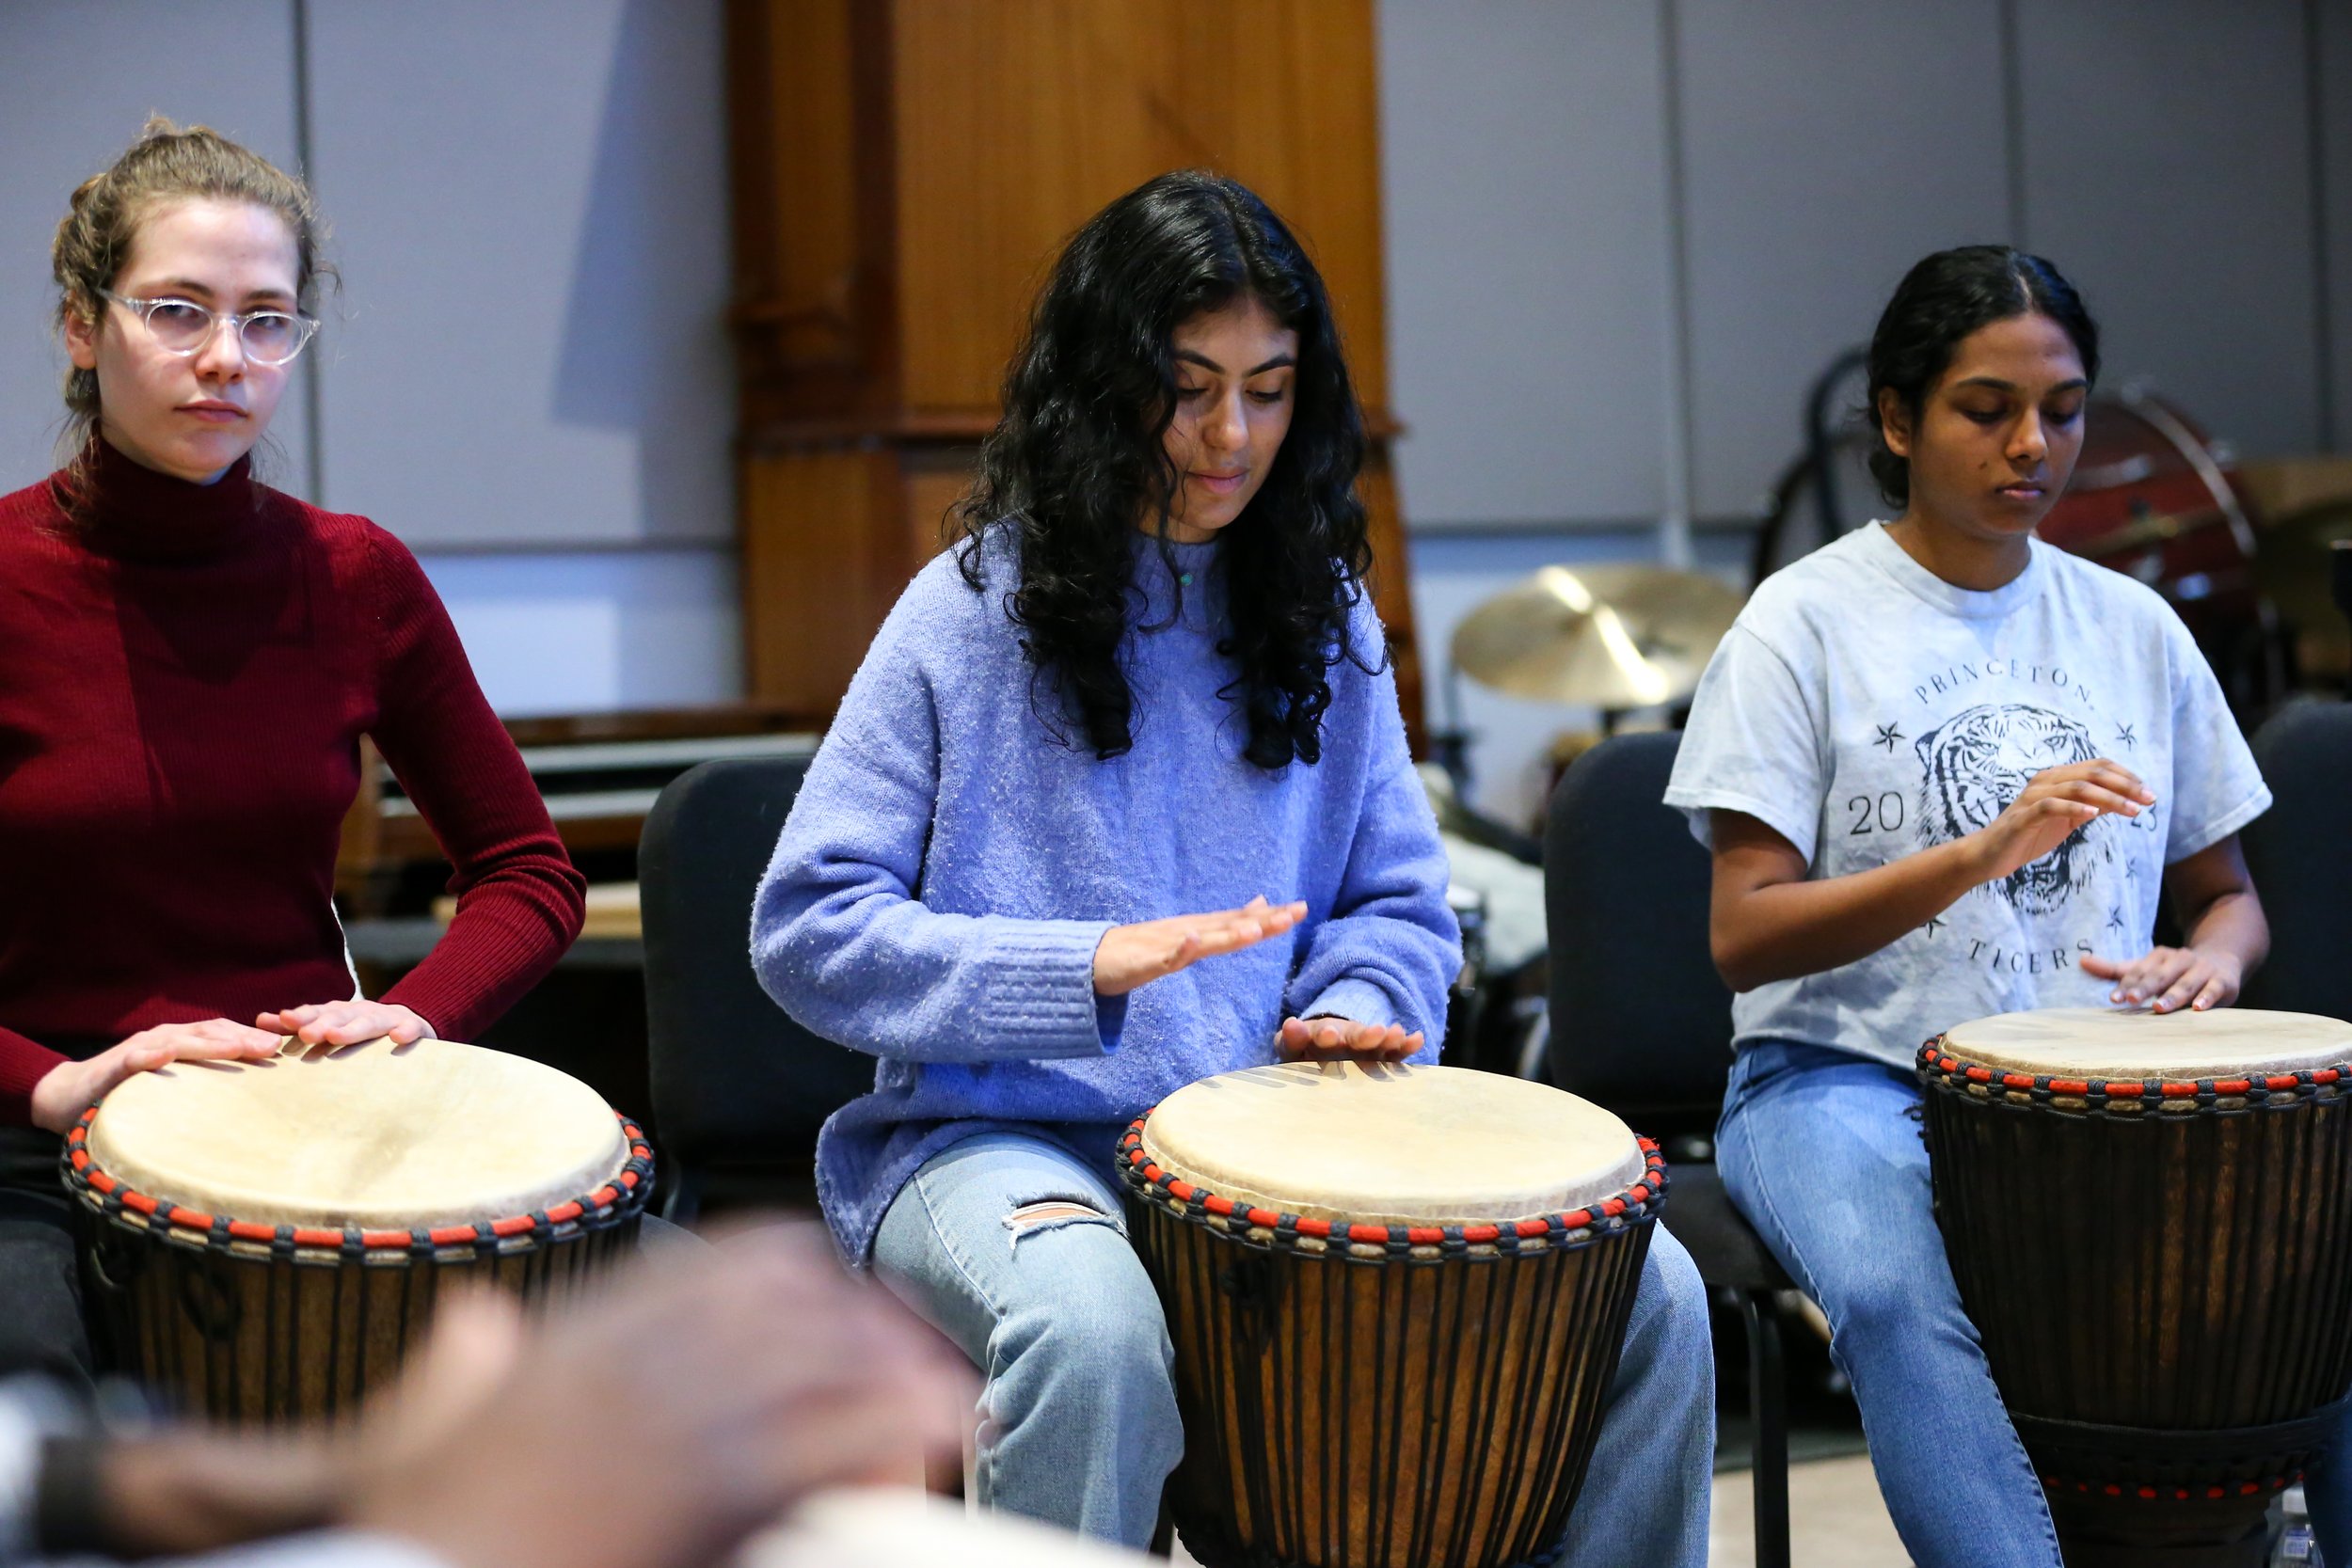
[1139,1061,1645,1227]
[1940,1006,2352,1080]
[84,1036,628,1230]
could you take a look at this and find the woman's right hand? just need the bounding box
[28,1020,283,1134]
[1966,760,2153,885]
[1093,895,1307,996]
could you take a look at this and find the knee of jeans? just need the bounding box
[1629,1227,1712,1360]
[1006,1265,1171,1388]
[1819,1264,1931,1352]
[1001,1194,1124,1252]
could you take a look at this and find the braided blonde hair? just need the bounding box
[51,116,332,479]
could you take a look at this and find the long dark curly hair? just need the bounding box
[952,169,1376,769]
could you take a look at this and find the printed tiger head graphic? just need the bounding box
[1915,704,2107,913]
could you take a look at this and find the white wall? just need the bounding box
[421,547,739,715]
[2017,0,2323,455]
[1376,3,1675,526]
[2318,0,2352,453]
[8,1,2346,762]
[0,2,311,493]
[0,0,738,717]
[1381,0,2352,819]
[304,0,733,548]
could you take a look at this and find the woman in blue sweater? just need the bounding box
[753,170,1711,1560]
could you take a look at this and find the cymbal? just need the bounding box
[1450,564,1744,708]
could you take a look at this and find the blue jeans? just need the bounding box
[1720,1038,2352,1568]
[872,1128,1714,1563]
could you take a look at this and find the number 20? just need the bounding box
[1847,791,1904,834]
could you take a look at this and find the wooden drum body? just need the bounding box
[1118,1061,1665,1568]
[65,1036,652,1423]
[1919,1007,2352,1566]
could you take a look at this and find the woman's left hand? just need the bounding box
[2080,946,2244,1013]
[256,1001,434,1049]
[1276,1015,1422,1063]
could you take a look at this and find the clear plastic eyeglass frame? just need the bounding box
[97,289,320,368]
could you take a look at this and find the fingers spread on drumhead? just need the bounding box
[2153,968,2204,1014]
[2117,949,2189,1006]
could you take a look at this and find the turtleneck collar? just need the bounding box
[50,436,263,563]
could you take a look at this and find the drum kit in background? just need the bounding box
[1446,562,1743,722]
[50,1002,2352,1566]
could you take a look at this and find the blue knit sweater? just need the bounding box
[752,531,1460,1262]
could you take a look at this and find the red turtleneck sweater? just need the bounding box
[0,442,586,1120]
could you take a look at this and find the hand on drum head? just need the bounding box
[254,999,432,1051]
[1092,895,1308,996]
[26,1019,283,1134]
[1968,759,2153,884]
[2081,944,2244,1013]
[1276,1014,1422,1063]
[343,1222,975,1568]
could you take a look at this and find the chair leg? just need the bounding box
[1743,1289,1792,1568]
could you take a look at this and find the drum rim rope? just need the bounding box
[1117,1114,1667,1262]
[1918,1039,2351,1117]
[62,1104,655,1255]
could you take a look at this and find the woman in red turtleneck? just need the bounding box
[0,121,584,1388]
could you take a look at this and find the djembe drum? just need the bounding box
[65,1035,652,1423]
[1118,1061,1665,1568]
[1919,1007,2352,1566]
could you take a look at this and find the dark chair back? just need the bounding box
[640,757,873,1178]
[2241,702,2352,1022]
[1544,731,1737,1135]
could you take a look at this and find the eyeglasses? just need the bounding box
[98,289,319,368]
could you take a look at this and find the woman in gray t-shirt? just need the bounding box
[1667,246,2312,1568]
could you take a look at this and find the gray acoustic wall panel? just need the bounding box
[2322,0,2352,453]
[2017,0,2321,457]
[1677,0,2012,519]
[1379,1,1676,527]
[304,0,732,546]
[0,2,310,497]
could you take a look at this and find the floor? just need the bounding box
[1709,1455,1910,1567]
[1165,1456,1909,1567]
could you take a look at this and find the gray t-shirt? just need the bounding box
[1663,522,2271,1069]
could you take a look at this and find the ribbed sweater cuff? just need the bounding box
[978,920,1120,1059]
[1301,977,1401,1033]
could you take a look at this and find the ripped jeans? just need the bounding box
[871,1127,1715,1561]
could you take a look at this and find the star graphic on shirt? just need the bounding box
[2124,861,2142,882]
[2115,723,2137,750]
[1921,914,1946,938]
[2106,904,2125,932]
[1873,722,1905,752]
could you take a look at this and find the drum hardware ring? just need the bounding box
[2013,1390,2352,1500]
